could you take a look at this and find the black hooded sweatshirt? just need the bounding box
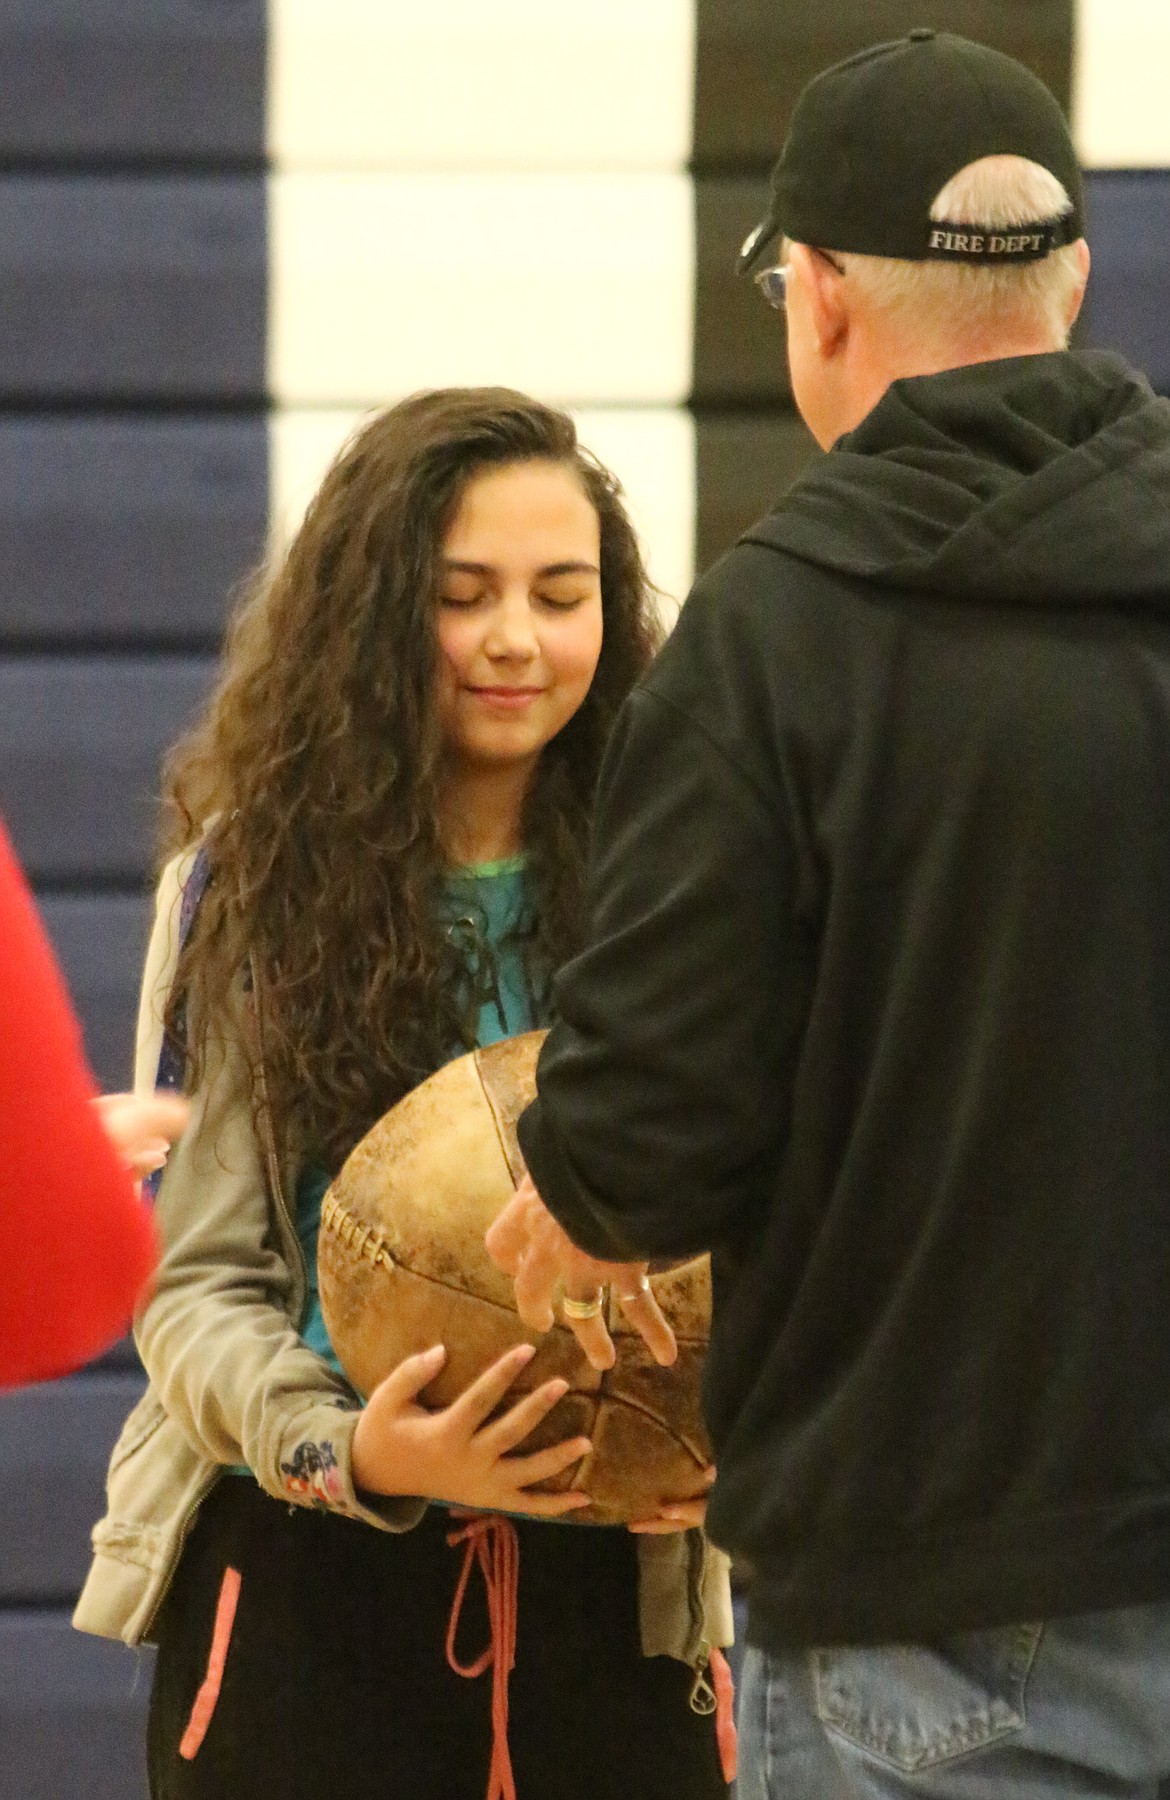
[517,349,1170,1650]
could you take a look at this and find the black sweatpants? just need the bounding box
[147,1476,728,1799]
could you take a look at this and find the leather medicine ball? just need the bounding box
[317,1029,712,1524]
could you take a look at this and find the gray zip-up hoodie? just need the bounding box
[74,854,732,1669]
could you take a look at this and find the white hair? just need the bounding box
[834,156,1085,349]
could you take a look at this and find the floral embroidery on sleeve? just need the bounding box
[280,1439,346,1509]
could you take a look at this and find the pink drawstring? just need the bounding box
[444,1512,737,1793]
[709,1645,739,1784]
[179,1565,242,1761]
[446,1515,520,1800]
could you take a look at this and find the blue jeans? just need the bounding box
[737,1599,1170,1799]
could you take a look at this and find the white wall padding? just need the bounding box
[269,406,695,617]
[268,172,694,408]
[573,408,695,618]
[268,408,367,548]
[1073,0,1170,167]
[268,0,695,172]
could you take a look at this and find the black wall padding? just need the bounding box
[695,415,819,574]
[0,1614,150,1800]
[693,176,787,407]
[38,893,154,1090]
[0,657,216,884]
[1079,172,1170,395]
[0,418,267,647]
[0,0,265,166]
[0,177,266,402]
[0,1374,147,1603]
[693,0,1074,171]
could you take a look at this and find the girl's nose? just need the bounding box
[485,594,540,659]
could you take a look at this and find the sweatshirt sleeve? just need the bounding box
[134,858,425,1534]
[517,586,815,1261]
[0,819,158,1388]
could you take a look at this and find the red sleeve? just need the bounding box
[0,819,159,1388]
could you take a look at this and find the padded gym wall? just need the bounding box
[0,11,267,1799]
[0,5,1166,1796]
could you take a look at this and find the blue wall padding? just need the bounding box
[0,1613,151,1800]
[0,1374,147,1604]
[1080,171,1170,395]
[0,656,216,884]
[0,419,267,648]
[0,177,266,401]
[38,893,154,1089]
[0,0,264,164]
[85,1336,144,1376]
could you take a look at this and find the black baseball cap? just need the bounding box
[739,29,1085,272]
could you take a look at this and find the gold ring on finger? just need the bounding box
[562,1289,606,1321]
[617,1274,651,1304]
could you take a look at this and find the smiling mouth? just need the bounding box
[468,687,546,703]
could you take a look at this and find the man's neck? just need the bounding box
[827,331,1064,445]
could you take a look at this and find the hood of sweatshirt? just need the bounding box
[745,349,1170,611]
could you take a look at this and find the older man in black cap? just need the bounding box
[489,31,1170,1797]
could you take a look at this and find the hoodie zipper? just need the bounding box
[139,957,307,1641]
[684,1528,718,1714]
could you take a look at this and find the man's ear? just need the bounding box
[790,242,849,358]
[1065,239,1091,332]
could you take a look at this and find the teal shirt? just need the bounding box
[440,855,539,1049]
[295,858,540,1378]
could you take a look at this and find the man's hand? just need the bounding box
[351,1341,592,1516]
[628,1465,716,1535]
[94,1091,190,1180]
[486,1173,677,1371]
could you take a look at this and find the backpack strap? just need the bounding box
[144,846,211,1200]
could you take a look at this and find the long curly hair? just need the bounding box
[163,388,662,1169]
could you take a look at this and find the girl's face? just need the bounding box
[435,460,604,781]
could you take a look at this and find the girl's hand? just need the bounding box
[93,1091,190,1179]
[627,1465,716,1534]
[351,1341,592,1517]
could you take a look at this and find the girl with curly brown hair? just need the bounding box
[76,388,732,1800]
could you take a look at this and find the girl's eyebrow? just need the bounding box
[441,559,601,578]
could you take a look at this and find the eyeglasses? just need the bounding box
[753,247,847,311]
[753,264,792,310]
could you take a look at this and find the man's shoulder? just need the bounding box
[669,525,868,663]
[683,526,810,611]
[636,528,877,765]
